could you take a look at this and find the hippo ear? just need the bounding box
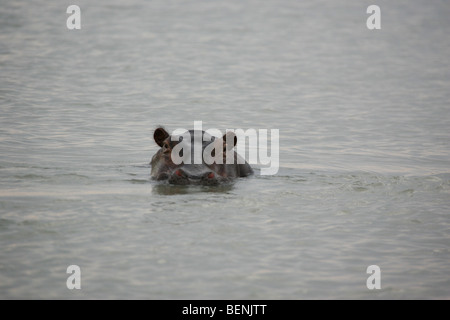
[154,127,169,147]
[222,131,237,150]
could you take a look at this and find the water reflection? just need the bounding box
[151,182,235,195]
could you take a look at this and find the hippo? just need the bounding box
[150,127,253,185]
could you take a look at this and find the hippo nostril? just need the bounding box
[208,172,215,179]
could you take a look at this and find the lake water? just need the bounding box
[1,0,449,299]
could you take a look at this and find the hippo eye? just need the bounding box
[163,142,170,151]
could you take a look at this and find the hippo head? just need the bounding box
[150,127,253,185]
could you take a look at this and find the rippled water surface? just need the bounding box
[1,0,450,299]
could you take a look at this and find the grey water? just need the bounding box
[1,0,449,299]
